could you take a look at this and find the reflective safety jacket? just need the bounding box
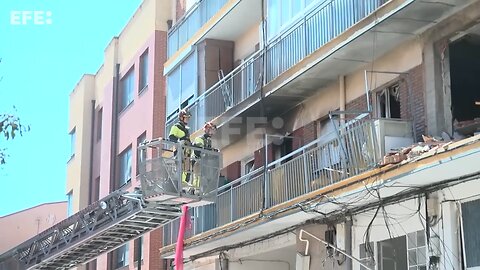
[192,134,212,158]
[168,122,190,142]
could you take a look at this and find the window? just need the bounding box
[69,128,76,158]
[120,67,135,111]
[359,242,374,270]
[377,84,401,119]
[67,191,73,216]
[139,49,149,91]
[377,235,408,270]
[462,199,480,268]
[407,230,427,270]
[267,0,325,38]
[166,52,197,118]
[115,244,129,268]
[133,237,143,262]
[119,146,132,187]
[243,158,255,176]
[96,108,102,141]
[136,132,147,176]
[91,176,100,203]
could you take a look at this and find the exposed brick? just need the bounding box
[222,161,241,181]
[176,0,186,21]
[345,64,426,142]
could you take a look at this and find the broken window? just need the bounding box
[377,84,401,119]
[448,35,480,136]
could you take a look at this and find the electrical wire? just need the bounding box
[181,171,480,263]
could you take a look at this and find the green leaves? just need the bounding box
[1,113,29,141]
[0,111,30,164]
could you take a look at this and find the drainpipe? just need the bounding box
[109,63,120,192]
[339,75,346,123]
[345,218,353,270]
[88,100,96,204]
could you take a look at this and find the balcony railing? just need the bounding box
[265,0,388,83]
[166,0,388,136]
[168,0,229,57]
[166,50,263,134]
[163,118,380,247]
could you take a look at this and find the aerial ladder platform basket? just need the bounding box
[0,138,221,270]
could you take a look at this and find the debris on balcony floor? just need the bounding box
[381,134,455,166]
[454,118,480,137]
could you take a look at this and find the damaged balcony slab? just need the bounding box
[161,135,480,259]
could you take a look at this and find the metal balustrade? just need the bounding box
[138,138,222,202]
[166,0,387,136]
[265,0,387,83]
[165,50,263,133]
[168,0,229,57]
[163,118,380,246]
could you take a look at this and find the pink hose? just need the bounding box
[174,205,189,270]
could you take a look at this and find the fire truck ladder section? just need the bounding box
[0,139,221,270]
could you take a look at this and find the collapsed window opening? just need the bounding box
[377,84,401,119]
[449,34,480,136]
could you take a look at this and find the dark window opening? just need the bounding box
[136,132,147,176]
[449,35,480,135]
[273,136,293,164]
[96,108,102,141]
[377,84,401,119]
[133,237,143,263]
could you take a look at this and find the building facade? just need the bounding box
[0,201,67,255]
[66,0,185,269]
[161,0,480,269]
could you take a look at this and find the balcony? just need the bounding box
[162,117,410,247]
[166,0,468,138]
[168,0,229,58]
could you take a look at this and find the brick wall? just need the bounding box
[176,0,186,21]
[345,64,426,141]
[408,64,426,141]
[152,30,167,139]
[148,228,164,270]
[222,161,241,181]
[254,144,274,169]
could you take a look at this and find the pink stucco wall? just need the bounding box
[93,31,167,270]
[0,201,67,254]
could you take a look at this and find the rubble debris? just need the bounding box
[381,135,451,166]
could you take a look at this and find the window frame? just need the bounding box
[406,230,427,270]
[139,49,149,93]
[136,132,147,177]
[133,237,144,263]
[96,108,102,142]
[66,190,73,217]
[115,244,129,269]
[242,157,255,176]
[375,83,401,119]
[166,51,198,120]
[118,146,132,188]
[120,67,135,112]
[69,127,76,159]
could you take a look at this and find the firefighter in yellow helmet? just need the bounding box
[168,109,191,143]
[188,122,218,194]
[168,109,193,190]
